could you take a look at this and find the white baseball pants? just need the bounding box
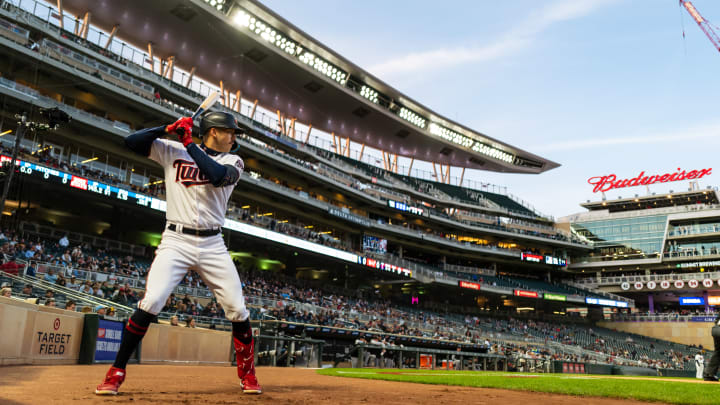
[138,228,249,321]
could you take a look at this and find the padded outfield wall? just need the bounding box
[597,320,714,349]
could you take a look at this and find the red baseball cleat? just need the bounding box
[95,366,126,395]
[234,339,262,394]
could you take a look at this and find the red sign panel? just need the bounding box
[588,168,712,193]
[458,281,481,290]
[70,175,88,190]
[514,290,539,298]
[520,252,544,263]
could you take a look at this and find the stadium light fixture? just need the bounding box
[428,123,474,148]
[203,0,225,11]
[80,157,99,164]
[0,130,11,136]
[232,8,348,85]
[471,141,514,164]
[428,123,514,163]
[359,85,379,104]
[398,106,426,129]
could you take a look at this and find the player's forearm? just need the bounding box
[186,144,239,187]
[124,126,166,156]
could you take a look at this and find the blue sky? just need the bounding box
[259,0,720,218]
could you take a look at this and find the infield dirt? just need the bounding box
[0,365,665,404]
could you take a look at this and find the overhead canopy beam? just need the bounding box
[341,137,350,157]
[219,81,226,106]
[147,43,154,73]
[104,24,118,50]
[250,99,258,120]
[79,12,90,39]
[160,56,174,79]
[276,110,286,135]
[56,0,64,30]
[304,124,312,144]
[231,90,241,111]
[185,67,196,87]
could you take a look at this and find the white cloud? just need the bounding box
[368,0,620,77]
[533,121,720,152]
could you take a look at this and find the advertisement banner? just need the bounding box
[458,281,481,290]
[94,319,124,362]
[679,297,704,306]
[514,290,539,298]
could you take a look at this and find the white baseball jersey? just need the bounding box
[149,139,243,228]
[696,354,705,379]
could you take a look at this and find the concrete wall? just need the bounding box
[141,322,232,365]
[0,296,84,365]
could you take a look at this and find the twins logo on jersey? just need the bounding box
[173,159,210,187]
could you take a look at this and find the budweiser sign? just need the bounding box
[588,168,712,193]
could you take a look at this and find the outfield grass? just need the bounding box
[317,369,714,404]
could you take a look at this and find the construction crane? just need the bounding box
[680,0,720,53]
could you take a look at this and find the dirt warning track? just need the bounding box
[0,365,662,405]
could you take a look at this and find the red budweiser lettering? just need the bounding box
[588,168,712,193]
[459,281,481,290]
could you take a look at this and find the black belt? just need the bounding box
[167,224,221,237]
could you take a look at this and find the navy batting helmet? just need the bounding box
[199,111,243,135]
[199,111,242,153]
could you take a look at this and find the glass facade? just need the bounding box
[571,215,668,262]
[668,221,720,237]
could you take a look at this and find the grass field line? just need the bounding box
[335,370,709,384]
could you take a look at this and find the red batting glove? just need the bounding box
[176,123,193,147]
[165,117,194,147]
[165,116,193,135]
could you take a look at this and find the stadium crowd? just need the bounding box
[0,225,702,371]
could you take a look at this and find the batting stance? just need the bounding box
[95,112,262,395]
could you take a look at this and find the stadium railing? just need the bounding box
[572,270,720,287]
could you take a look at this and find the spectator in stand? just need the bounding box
[25,263,35,277]
[56,274,66,287]
[21,284,34,297]
[45,298,56,307]
[170,315,179,326]
[65,300,76,311]
[79,281,94,295]
[113,287,130,306]
[186,317,196,328]
[95,306,107,316]
[59,234,69,248]
[1,287,11,297]
[44,269,58,284]
[66,276,80,291]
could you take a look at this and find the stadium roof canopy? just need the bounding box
[581,189,720,213]
[58,0,559,174]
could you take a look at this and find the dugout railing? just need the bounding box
[352,344,508,371]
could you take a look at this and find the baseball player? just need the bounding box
[696,350,705,379]
[95,112,262,395]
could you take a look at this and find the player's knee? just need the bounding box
[223,300,248,321]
